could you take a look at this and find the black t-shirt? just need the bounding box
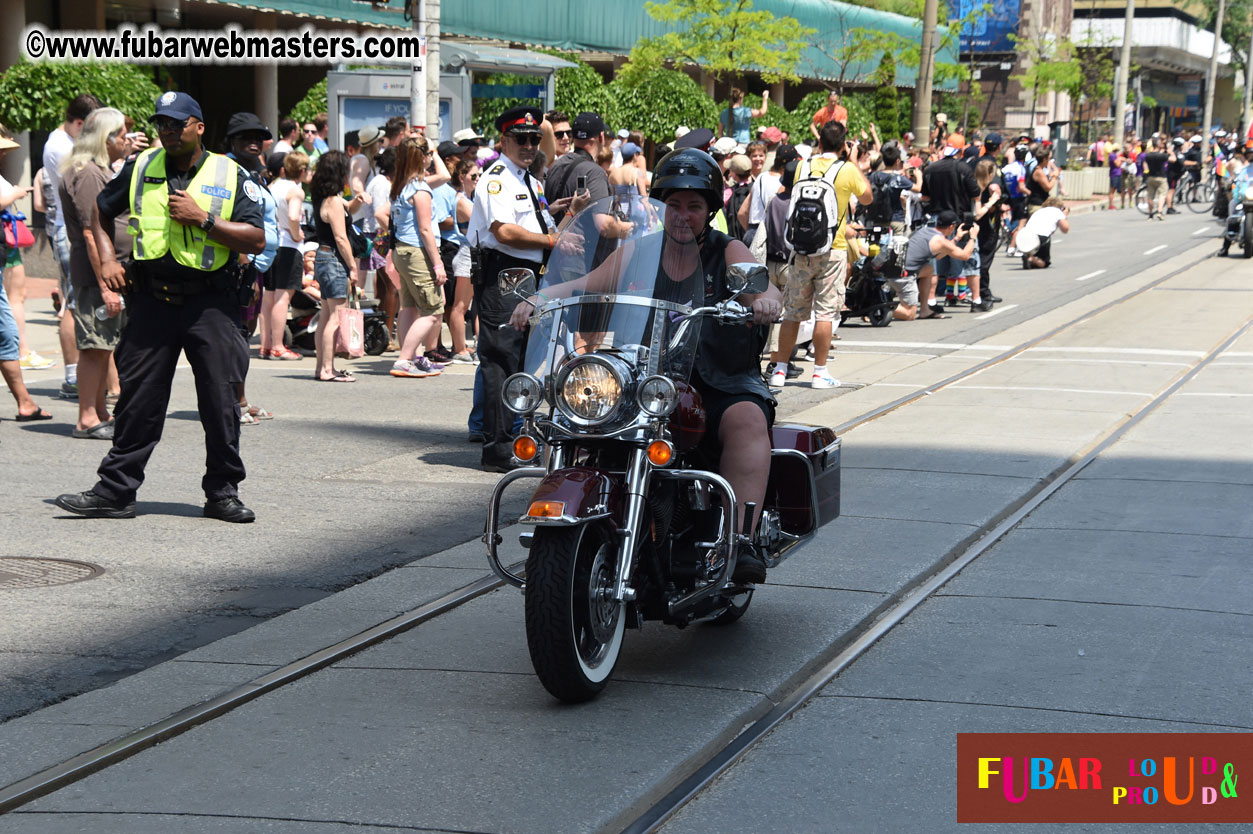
[691,229,771,400]
[1168,149,1185,178]
[544,148,610,223]
[921,157,981,216]
[98,147,265,281]
[1143,151,1169,178]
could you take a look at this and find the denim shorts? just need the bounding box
[0,277,19,361]
[314,250,349,299]
[53,225,75,310]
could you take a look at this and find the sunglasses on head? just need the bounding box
[509,133,542,147]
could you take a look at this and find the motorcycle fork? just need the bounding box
[612,447,651,603]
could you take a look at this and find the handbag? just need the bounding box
[334,296,365,359]
[1,211,35,249]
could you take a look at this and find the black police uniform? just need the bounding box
[91,148,264,505]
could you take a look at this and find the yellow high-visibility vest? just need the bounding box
[127,147,239,272]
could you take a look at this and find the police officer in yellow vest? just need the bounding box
[54,92,265,523]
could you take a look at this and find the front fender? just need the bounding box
[520,466,624,526]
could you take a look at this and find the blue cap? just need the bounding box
[150,91,203,124]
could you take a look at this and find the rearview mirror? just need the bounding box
[726,262,769,296]
[497,268,536,299]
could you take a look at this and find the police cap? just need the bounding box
[496,106,543,135]
[150,91,203,124]
[674,127,714,151]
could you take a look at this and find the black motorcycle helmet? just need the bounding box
[650,148,725,226]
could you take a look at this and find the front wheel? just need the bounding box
[1134,186,1150,215]
[708,589,754,625]
[1186,181,1214,213]
[1243,217,1253,258]
[525,524,625,702]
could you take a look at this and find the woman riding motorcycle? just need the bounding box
[509,148,784,582]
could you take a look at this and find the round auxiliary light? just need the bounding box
[636,375,678,417]
[503,373,543,414]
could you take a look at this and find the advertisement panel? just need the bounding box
[956,0,1021,53]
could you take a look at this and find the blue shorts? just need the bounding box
[314,250,349,299]
[0,276,20,361]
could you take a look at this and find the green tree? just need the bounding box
[0,58,164,131]
[1010,33,1082,128]
[287,78,328,127]
[619,0,815,134]
[873,53,901,139]
[606,67,717,144]
[1196,0,1251,91]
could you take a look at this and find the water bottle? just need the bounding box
[93,298,125,320]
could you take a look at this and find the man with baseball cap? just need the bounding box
[544,111,611,224]
[55,92,266,522]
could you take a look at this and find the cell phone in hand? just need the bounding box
[575,175,587,193]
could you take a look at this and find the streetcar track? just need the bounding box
[0,242,1224,818]
[619,312,1253,834]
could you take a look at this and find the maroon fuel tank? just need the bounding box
[667,380,707,452]
[522,466,624,524]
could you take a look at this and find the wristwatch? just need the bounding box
[199,214,216,233]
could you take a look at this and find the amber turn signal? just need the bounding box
[513,435,538,461]
[527,500,566,519]
[647,440,673,466]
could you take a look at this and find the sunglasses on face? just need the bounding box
[468,173,480,179]
[303,128,317,134]
[553,130,572,139]
[154,117,192,132]
[509,134,542,147]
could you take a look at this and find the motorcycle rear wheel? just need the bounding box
[525,524,625,702]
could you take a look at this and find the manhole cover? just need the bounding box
[0,558,104,589]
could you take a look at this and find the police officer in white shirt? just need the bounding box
[468,106,559,472]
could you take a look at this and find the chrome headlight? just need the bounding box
[556,357,625,425]
[503,373,544,414]
[636,375,678,417]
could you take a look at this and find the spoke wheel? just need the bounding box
[525,524,625,702]
[1186,182,1214,213]
[1134,186,1151,215]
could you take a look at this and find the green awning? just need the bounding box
[442,0,958,87]
[204,0,956,87]
[199,0,411,28]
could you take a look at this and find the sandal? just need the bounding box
[919,312,950,320]
[315,370,356,383]
[15,408,53,422]
[270,347,302,361]
[239,410,260,425]
[243,403,274,420]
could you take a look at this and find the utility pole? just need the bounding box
[410,0,427,134]
[913,0,939,145]
[1242,22,1253,146]
[1113,0,1135,139]
[1200,0,1226,161]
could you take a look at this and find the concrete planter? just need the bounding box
[1060,167,1113,199]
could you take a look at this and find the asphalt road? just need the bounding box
[0,203,1233,729]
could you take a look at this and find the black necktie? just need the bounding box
[520,169,550,235]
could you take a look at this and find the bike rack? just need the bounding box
[483,466,547,589]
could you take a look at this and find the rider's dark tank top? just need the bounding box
[692,229,772,401]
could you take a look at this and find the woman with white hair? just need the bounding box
[59,107,133,439]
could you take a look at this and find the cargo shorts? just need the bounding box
[781,248,848,323]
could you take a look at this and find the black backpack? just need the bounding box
[866,171,899,225]
[724,181,752,241]
[786,160,844,256]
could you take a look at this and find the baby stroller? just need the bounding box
[841,225,899,327]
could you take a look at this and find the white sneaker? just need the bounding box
[811,372,839,389]
[769,368,786,389]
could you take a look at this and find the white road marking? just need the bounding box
[1177,391,1253,397]
[1143,244,1168,255]
[834,340,1013,351]
[951,385,1154,397]
[975,304,1018,320]
[1192,226,1212,236]
[1075,269,1107,281]
[1009,357,1192,367]
[1025,346,1205,358]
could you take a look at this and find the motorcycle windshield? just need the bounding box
[520,195,705,386]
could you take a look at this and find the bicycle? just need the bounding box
[1178,172,1215,214]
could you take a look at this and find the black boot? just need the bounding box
[731,543,767,584]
